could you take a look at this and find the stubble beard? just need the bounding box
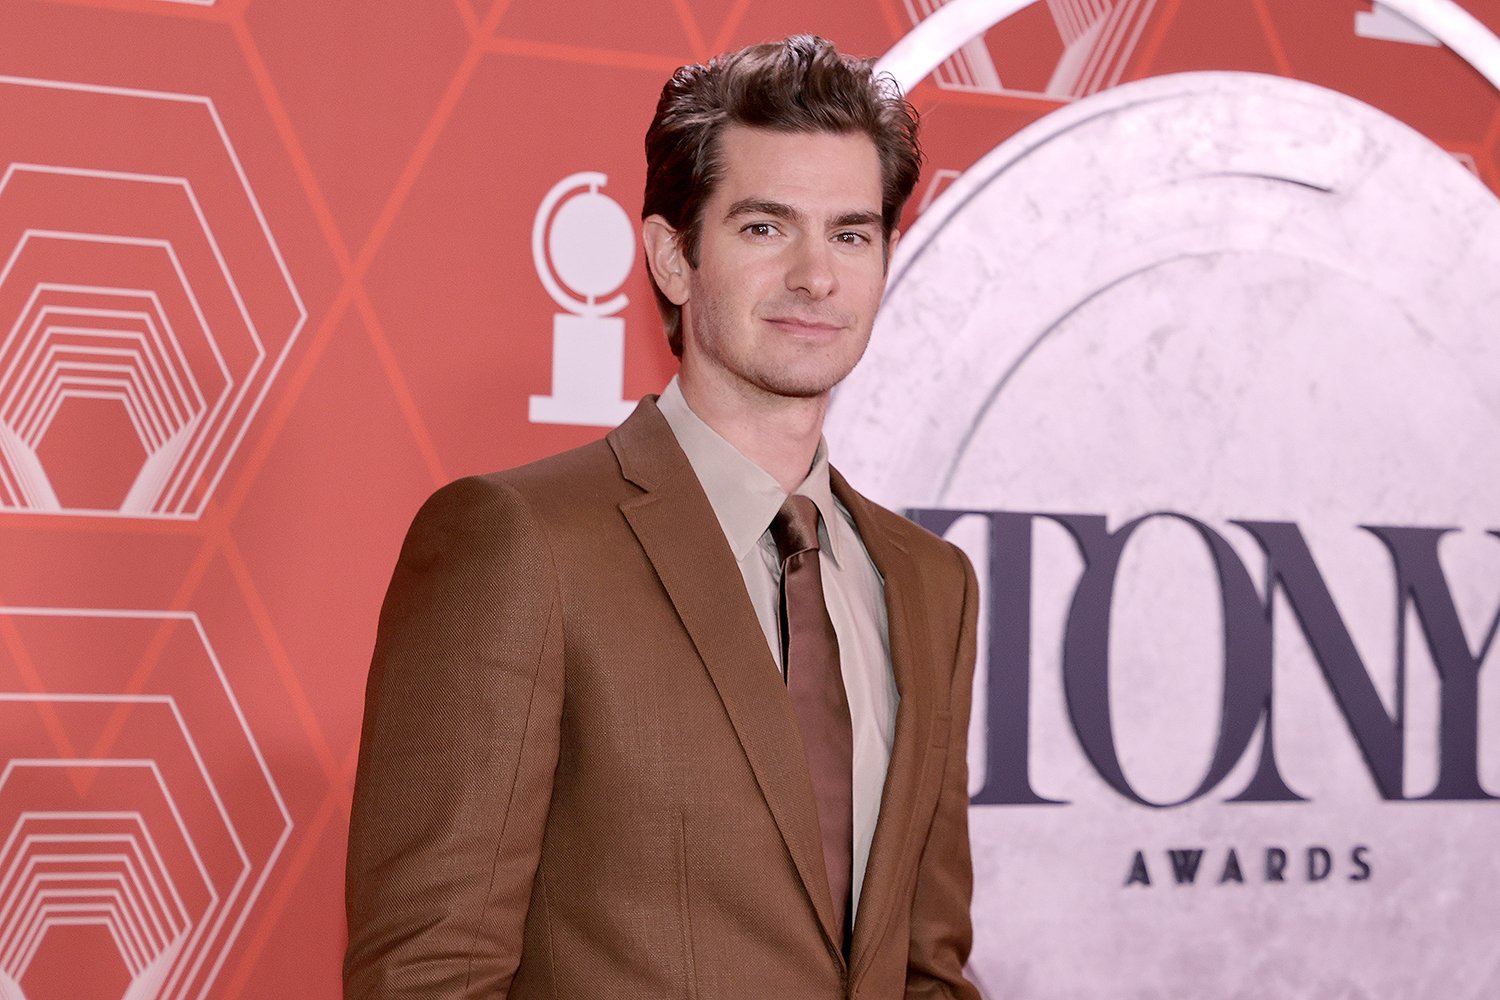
[687,291,868,403]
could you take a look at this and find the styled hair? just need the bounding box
[642,35,923,356]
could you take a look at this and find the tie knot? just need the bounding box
[771,494,821,561]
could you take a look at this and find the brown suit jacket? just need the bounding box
[344,397,981,999]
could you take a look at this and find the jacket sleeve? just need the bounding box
[905,544,983,1000]
[344,475,565,998]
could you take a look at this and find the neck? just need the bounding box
[677,366,828,494]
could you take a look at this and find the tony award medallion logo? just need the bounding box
[528,172,636,427]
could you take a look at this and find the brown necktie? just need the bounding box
[771,495,854,949]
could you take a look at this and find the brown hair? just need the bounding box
[642,35,923,356]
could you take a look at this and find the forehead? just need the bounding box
[711,125,883,211]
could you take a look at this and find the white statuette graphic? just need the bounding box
[528,172,637,427]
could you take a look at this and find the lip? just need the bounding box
[763,316,845,334]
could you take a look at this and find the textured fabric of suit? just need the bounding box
[344,397,981,1000]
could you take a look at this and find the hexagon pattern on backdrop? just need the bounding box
[0,77,305,519]
[0,1,1497,997]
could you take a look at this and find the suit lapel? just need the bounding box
[609,400,846,955]
[832,471,942,977]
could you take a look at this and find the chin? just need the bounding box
[752,367,851,400]
[755,343,866,396]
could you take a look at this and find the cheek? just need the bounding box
[839,254,886,290]
[850,272,888,314]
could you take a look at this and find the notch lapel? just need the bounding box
[832,471,943,979]
[608,401,847,957]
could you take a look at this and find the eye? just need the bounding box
[834,230,872,247]
[742,222,780,239]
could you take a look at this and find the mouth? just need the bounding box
[762,316,846,335]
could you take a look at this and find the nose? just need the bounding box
[785,236,836,299]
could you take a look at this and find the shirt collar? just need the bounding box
[656,377,845,566]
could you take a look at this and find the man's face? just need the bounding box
[673,124,894,403]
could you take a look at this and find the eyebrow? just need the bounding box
[724,198,882,231]
[830,210,883,230]
[725,198,803,225]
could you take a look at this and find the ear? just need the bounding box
[882,227,901,275]
[642,215,690,306]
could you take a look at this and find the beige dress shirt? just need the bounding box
[656,378,897,921]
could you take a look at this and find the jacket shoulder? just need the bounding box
[392,438,618,562]
[481,436,622,498]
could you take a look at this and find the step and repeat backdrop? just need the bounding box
[0,0,1497,997]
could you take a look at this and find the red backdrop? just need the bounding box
[0,1,1497,997]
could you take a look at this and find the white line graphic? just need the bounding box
[898,0,1156,99]
[0,79,306,519]
[0,608,292,1000]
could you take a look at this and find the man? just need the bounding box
[345,35,980,1000]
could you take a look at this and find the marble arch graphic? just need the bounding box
[827,2,1500,996]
